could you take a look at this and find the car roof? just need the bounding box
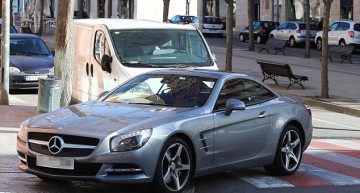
[148,69,250,79]
[9,33,41,39]
[74,19,197,30]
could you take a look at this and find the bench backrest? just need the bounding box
[329,45,354,55]
[265,38,287,48]
[258,61,294,78]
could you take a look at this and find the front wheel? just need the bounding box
[289,37,296,47]
[239,34,245,42]
[264,125,303,176]
[153,137,193,193]
[316,38,322,51]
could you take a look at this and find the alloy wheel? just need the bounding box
[239,34,245,42]
[316,39,322,50]
[280,130,302,172]
[161,143,191,192]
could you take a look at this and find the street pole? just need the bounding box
[198,0,203,31]
[0,0,10,105]
[186,0,190,15]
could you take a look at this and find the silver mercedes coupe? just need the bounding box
[17,69,312,193]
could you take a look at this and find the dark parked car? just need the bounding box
[0,18,18,33]
[8,34,54,89]
[17,69,312,193]
[239,21,279,44]
[168,15,195,24]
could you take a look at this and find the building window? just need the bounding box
[265,0,270,9]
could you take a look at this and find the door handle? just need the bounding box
[258,111,267,118]
[86,63,89,76]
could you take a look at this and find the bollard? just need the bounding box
[37,78,61,113]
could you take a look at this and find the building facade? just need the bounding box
[236,0,356,31]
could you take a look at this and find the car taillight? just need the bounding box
[260,29,267,33]
[348,31,354,38]
[296,29,301,33]
[304,103,312,116]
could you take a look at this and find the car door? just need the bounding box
[274,22,288,40]
[328,22,339,45]
[212,78,274,165]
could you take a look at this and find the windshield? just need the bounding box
[104,73,217,108]
[110,29,212,68]
[10,37,50,55]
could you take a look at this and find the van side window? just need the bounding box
[94,31,110,64]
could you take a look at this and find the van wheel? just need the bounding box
[153,137,193,193]
[239,34,245,42]
[264,125,303,176]
[316,38,322,51]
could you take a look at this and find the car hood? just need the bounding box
[10,55,54,71]
[26,101,199,137]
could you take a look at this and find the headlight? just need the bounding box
[18,124,28,142]
[9,67,21,73]
[49,67,54,74]
[110,128,152,152]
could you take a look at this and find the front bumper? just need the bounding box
[10,73,54,89]
[16,134,161,183]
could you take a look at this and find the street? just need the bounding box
[1,36,360,193]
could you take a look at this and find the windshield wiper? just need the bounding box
[163,64,195,68]
[123,61,160,68]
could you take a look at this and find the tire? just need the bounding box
[316,38,322,51]
[270,35,275,39]
[153,137,193,193]
[239,34,245,42]
[289,37,296,47]
[256,36,262,44]
[264,125,303,176]
[339,39,346,46]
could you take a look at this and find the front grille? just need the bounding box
[29,143,94,157]
[28,132,99,157]
[28,132,99,146]
[27,156,102,176]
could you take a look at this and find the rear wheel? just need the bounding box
[289,37,296,47]
[316,38,322,51]
[153,137,193,193]
[264,125,303,176]
[239,34,245,42]
[339,39,346,46]
[257,36,262,44]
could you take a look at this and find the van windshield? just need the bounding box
[110,29,212,68]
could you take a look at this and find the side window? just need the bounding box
[94,31,110,64]
[214,79,276,111]
[290,23,297,30]
[329,22,338,31]
[278,23,287,30]
[338,22,350,30]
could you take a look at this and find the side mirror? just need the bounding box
[224,99,246,116]
[98,91,110,99]
[101,54,112,73]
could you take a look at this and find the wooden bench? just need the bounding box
[257,60,309,89]
[327,45,355,64]
[258,38,288,55]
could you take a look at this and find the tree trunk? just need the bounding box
[304,0,310,58]
[54,0,74,107]
[225,0,233,72]
[0,0,10,105]
[248,0,254,51]
[320,0,333,98]
[38,0,45,36]
[163,0,170,22]
[108,0,112,18]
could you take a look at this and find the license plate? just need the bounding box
[36,155,74,170]
[25,75,47,81]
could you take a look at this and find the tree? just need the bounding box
[54,0,74,107]
[321,0,333,98]
[224,0,233,72]
[0,0,10,105]
[38,0,45,36]
[304,0,310,58]
[163,0,170,22]
[248,0,254,51]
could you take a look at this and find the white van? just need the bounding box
[72,19,218,103]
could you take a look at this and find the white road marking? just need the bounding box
[312,118,359,130]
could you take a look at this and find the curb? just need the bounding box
[302,97,360,117]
